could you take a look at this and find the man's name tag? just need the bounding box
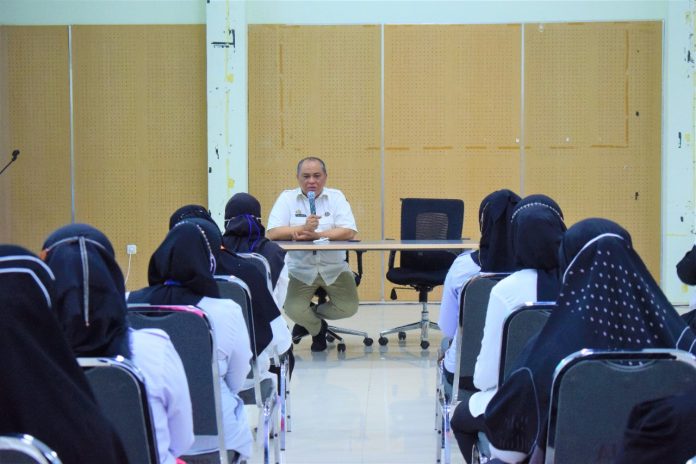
[295,213,307,217]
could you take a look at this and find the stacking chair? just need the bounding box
[498,302,555,386]
[473,302,555,461]
[0,435,62,464]
[546,349,696,463]
[127,305,230,464]
[236,252,274,294]
[435,273,508,464]
[380,198,464,349]
[215,275,282,462]
[78,357,159,464]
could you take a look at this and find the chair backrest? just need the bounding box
[78,357,158,464]
[214,276,257,354]
[397,198,464,271]
[546,349,696,464]
[498,302,555,385]
[0,435,62,464]
[453,273,509,399]
[236,252,273,293]
[214,276,267,408]
[126,305,223,438]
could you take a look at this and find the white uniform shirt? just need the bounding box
[131,328,194,464]
[469,269,538,417]
[267,187,358,286]
[438,252,481,374]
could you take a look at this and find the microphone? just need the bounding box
[0,149,20,176]
[308,191,316,215]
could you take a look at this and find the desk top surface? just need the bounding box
[275,239,478,251]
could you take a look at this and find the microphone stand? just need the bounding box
[0,150,19,176]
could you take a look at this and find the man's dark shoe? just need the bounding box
[291,324,309,343]
[310,320,328,352]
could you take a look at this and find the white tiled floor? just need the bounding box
[247,303,466,464]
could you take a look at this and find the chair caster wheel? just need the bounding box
[337,343,346,352]
[292,338,301,345]
[378,336,389,346]
[420,340,430,350]
[398,331,407,341]
[363,337,374,346]
[326,334,335,343]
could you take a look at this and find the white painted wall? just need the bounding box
[2,0,694,302]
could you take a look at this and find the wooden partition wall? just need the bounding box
[0,25,207,291]
[249,21,662,301]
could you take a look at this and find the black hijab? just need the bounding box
[510,194,566,300]
[222,193,286,287]
[128,221,220,306]
[472,189,521,271]
[169,204,213,230]
[42,224,131,358]
[483,218,696,456]
[0,245,128,464]
[616,386,696,464]
[161,213,276,355]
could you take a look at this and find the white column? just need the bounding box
[206,0,248,228]
[662,0,695,303]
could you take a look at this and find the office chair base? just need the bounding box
[294,326,373,351]
[378,321,439,349]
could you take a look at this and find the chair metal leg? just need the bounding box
[379,301,440,349]
[279,358,287,451]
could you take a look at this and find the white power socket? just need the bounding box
[126,244,137,255]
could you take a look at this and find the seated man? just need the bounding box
[266,156,359,352]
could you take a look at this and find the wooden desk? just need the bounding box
[275,239,478,252]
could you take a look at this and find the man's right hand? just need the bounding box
[303,214,320,232]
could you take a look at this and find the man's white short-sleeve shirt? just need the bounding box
[267,187,358,285]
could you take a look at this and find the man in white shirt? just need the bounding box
[267,157,359,352]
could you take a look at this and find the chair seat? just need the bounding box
[387,267,449,287]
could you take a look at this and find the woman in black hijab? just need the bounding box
[483,218,696,463]
[128,222,254,460]
[223,193,287,295]
[0,245,128,464]
[451,194,566,463]
[41,224,194,464]
[440,189,521,383]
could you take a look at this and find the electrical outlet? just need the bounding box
[126,244,137,255]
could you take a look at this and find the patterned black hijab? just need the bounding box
[128,222,220,306]
[0,245,128,464]
[510,194,566,300]
[169,204,213,230]
[42,224,130,358]
[484,218,696,456]
[472,189,521,271]
[223,192,286,286]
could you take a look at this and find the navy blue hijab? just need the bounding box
[484,218,696,457]
[42,223,131,358]
[223,193,286,287]
[510,194,566,300]
[0,245,128,464]
[471,189,521,272]
[128,222,220,306]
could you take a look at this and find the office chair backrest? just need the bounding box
[498,302,555,385]
[127,305,223,438]
[398,198,464,271]
[546,349,696,464]
[452,273,508,399]
[78,357,158,464]
[0,435,62,464]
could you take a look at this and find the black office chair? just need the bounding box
[379,198,464,349]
